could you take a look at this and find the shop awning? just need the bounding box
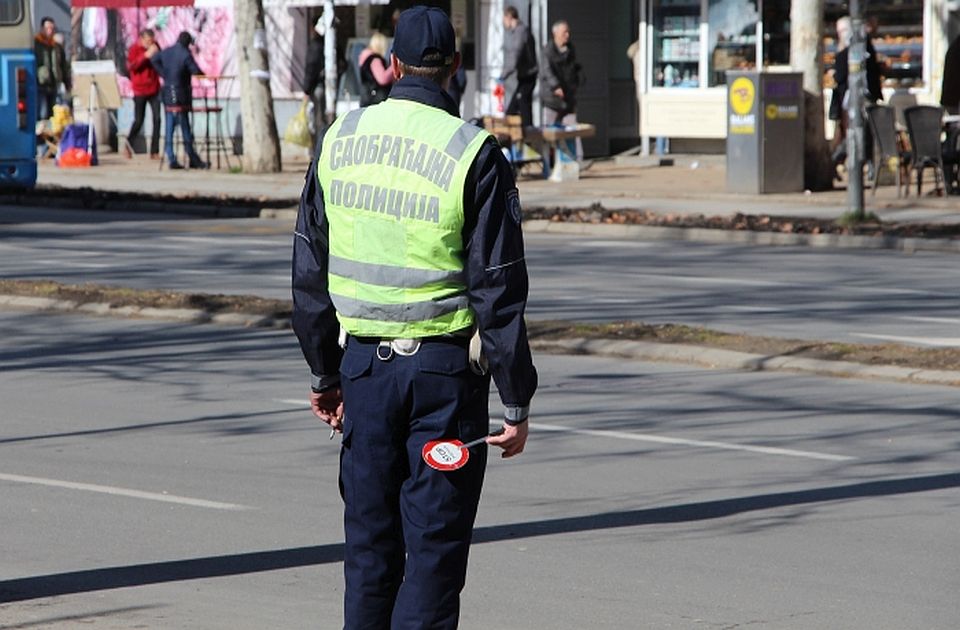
[262,0,389,6]
[71,0,193,7]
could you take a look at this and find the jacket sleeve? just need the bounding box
[59,48,70,90]
[540,44,559,90]
[128,46,144,73]
[463,139,538,420]
[501,30,520,80]
[292,154,344,391]
[150,51,165,75]
[187,53,203,77]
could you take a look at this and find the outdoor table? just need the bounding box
[525,123,596,181]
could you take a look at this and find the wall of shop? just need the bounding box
[638,0,957,144]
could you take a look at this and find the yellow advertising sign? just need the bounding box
[729,77,755,116]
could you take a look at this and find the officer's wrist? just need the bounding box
[503,405,529,426]
[311,373,341,393]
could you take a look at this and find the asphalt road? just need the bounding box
[1,311,958,629]
[1,205,959,347]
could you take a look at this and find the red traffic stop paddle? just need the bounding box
[422,430,504,471]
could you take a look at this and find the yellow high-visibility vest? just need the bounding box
[318,99,490,338]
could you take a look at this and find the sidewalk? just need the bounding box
[27,151,960,225]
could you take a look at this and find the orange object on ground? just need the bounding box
[58,148,92,168]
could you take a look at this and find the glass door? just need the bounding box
[651,0,702,88]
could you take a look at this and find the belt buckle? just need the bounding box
[375,338,421,361]
[391,338,421,356]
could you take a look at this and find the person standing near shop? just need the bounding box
[34,17,70,122]
[125,28,161,159]
[942,35,960,115]
[292,7,537,629]
[500,5,538,128]
[540,19,584,161]
[151,31,207,170]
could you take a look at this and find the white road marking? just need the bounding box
[532,423,854,462]
[577,241,654,248]
[899,316,960,325]
[0,473,253,510]
[850,333,960,347]
[165,236,283,247]
[720,304,786,313]
[31,260,113,268]
[579,270,946,297]
[273,400,853,461]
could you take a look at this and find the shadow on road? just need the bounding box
[2,472,956,604]
[0,605,162,629]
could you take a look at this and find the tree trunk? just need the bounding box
[790,0,834,191]
[234,0,282,173]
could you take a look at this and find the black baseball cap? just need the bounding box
[392,6,455,68]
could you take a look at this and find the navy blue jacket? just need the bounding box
[292,76,538,416]
[151,43,202,108]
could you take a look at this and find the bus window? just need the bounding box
[0,0,24,25]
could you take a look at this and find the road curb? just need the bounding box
[529,337,960,388]
[521,220,960,254]
[0,189,297,219]
[3,293,958,389]
[0,295,290,329]
[7,192,959,254]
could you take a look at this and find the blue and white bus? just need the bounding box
[0,0,36,189]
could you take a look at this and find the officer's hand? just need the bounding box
[310,388,344,432]
[487,421,528,458]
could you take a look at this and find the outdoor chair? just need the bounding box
[887,88,917,130]
[903,105,946,196]
[866,104,909,197]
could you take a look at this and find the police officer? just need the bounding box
[291,7,537,629]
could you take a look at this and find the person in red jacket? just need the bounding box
[125,29,162,159]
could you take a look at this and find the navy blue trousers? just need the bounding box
[339,337,491,630]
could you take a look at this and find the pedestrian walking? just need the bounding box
[540,19,584,161]
[151,31,207,170]
[292,7,537,629]
[125,28,162,159]
[499,5,538,128]
[34,17,70,122]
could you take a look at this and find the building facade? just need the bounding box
[636,0,960,150]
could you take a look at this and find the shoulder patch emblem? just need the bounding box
[506,189,522,225]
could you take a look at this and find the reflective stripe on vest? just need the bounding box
[318,100,490,338]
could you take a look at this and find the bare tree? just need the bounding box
[234,0,282,173]
[790,0,834,191]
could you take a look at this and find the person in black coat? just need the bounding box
[302,18,326,146]
[829,16,883,171]
[539,20,584,160]
[151,31,206,169]
[941,35,960,115]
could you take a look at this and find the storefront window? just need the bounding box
[762,0,791,67]
[707,0,758,86]
[651,0,701,88]
[823,0,925,88]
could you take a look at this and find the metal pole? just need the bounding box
[846,0,865,219]
[323,0,337,123]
